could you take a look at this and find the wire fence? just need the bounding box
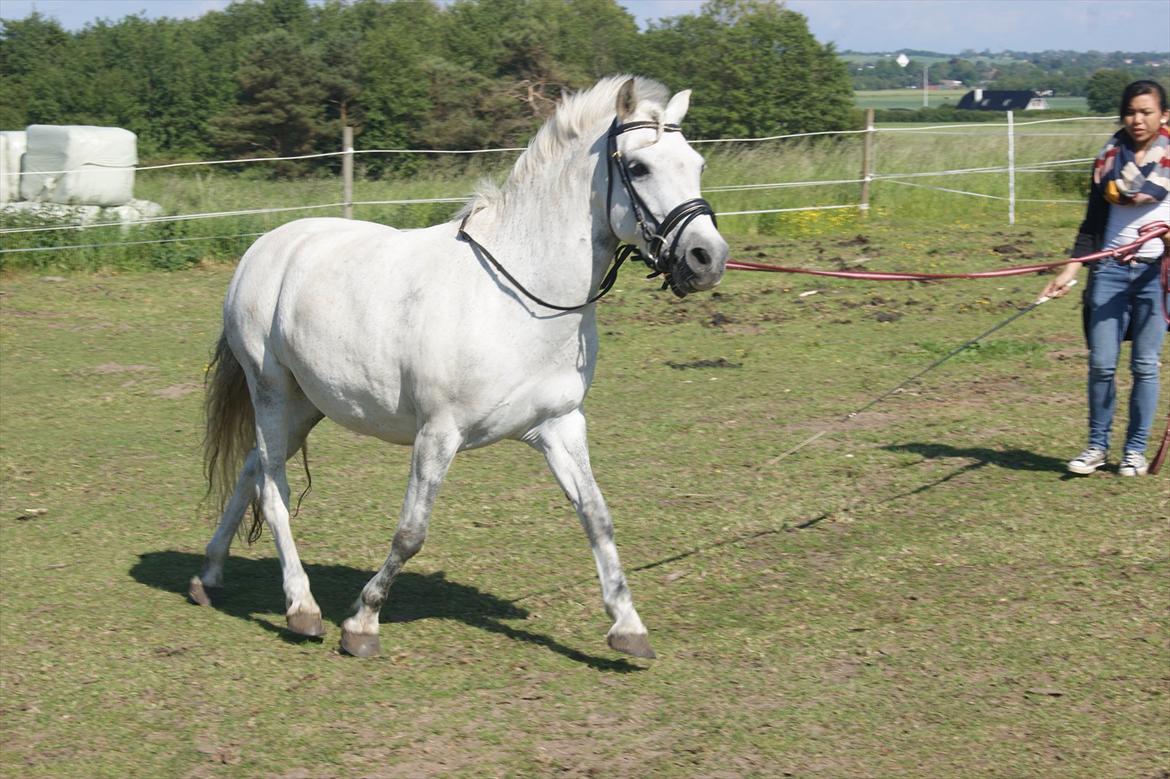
[0,114,1118,257]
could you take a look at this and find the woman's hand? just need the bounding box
[1041,262,1080,299]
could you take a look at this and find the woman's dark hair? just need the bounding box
[1119,80,1168,119]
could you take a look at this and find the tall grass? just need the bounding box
[0,118,1116,273]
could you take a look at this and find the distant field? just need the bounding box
[855,89,1091,113]
[840,54,956,66]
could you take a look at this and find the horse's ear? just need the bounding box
[664,89,692,125]
[616,78,637,121]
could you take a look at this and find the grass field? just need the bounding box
[2,208,1167,776]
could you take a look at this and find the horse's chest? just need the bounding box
[443,334,595,442]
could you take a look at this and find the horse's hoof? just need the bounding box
[187,576,223,607]
[286,612,326,637]
[608,632,657,659]
[339,630,381,658]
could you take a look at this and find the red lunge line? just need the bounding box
[726,221,1169,283]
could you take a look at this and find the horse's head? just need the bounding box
[606,79,729,298]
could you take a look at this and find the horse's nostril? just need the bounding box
[691,247,711,267]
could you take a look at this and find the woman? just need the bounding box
[1042,80,1169,477]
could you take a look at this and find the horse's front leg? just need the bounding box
[528,410,655,659]
[339,424,461,657]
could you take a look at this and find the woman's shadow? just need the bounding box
[130,550,641,672]
[882,442,1078,478]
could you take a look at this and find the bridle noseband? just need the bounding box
[457,117,717,311]
[606,119,718,298]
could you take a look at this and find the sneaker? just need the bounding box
[1067,447,1108,475]
[1118,451,1149,477]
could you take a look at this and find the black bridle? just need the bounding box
[605,119,717,297]
[457,118,717,311]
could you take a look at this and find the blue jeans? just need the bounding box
[1086,258,1168,454]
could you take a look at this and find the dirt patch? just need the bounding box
[665,358,742,370]
[773,409,900,435]
[92,362,155,374]
[155,383,201,399]
[1045,348,1085,362]
[707,311,734,327]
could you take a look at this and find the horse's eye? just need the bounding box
[629,162,650,178]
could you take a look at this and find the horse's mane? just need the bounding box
[463,75,672,215]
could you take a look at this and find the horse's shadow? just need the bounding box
[130,551,641,672]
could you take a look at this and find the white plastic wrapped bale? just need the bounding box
[0,130,27,206]
[20,125,138,206]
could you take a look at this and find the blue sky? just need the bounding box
[2,0,1168,53]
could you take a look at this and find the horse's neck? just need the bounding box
[482,144,615,302]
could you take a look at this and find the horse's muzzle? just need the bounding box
[667,236,729,298]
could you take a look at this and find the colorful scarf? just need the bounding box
[1092,125,1170,205]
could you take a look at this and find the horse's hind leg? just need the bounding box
[190,398,323,609]
[252,382,327,637]
[188,449,258,605]
[527,410,655,659]
[340,423,461,657]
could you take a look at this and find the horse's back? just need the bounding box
[225,217,460,333]
[229,218,403,304]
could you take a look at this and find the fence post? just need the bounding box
[1006,110,1015,225]
[342,125,354,219]
[860,108,874,217]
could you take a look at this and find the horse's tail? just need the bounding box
[202,331,262,542]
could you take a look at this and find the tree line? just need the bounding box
[2,0,1165,174]
[0,0,853,170]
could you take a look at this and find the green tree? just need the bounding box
[991,60,1048,91]
[140,22,228,157]
[61,17,222,157]
[1086,68,1135,115]
[351,0,441,163]
[0,13,71,128]
[547,0,638,82]
[208,28,330,168]
[439,0,638,139]
[313,0,366,132]
[443,0,575,132]
[940,58,978,86]
[638,0,855,139]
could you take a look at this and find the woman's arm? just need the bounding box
[1044,171,1106,299]
[1070,184,1107,257]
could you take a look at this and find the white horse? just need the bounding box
[190,76,729,659]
